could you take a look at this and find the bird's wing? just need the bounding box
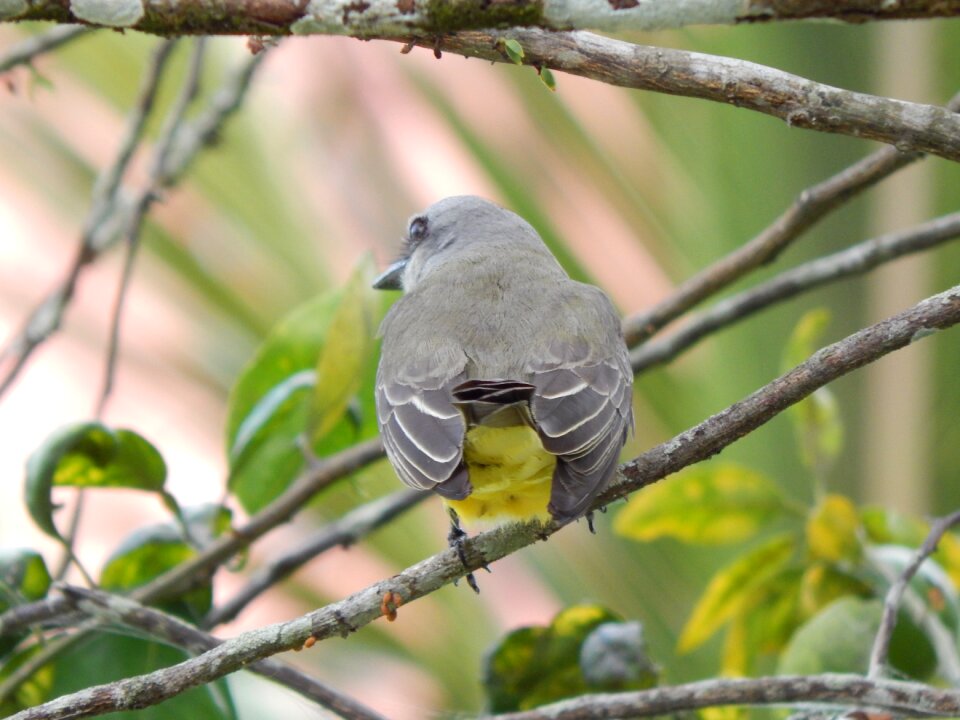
[375,353,470,499]
[531,349,634,522]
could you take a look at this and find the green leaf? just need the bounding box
[721,568,803,675]
[613,463,787,545]
[0,549,51,605]
[226,258,383,513]
[0,644,56,716]
[861,506,930,546]
[484,626,545,713]
[778,596,878,675]
[502,38,524,65]
[538,67,557,92]
[868,544,960,639]
[100,505,230,619]
[798,562,871,619]
[805,494,861,563]
[483,605,623,713]
[778,596,937,680]
[782,309,844,470]
[678,533,796,653]
[0,549,53,657]
[309,259,378,444]
[25,422,167,540]
[229,370,316,465]
[862,507,960,589]
[48,634,236,720]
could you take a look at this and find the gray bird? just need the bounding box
[373,196,633,531]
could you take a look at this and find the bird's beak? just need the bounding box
[372,259,407,290]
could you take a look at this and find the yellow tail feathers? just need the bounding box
[444,424,556,526]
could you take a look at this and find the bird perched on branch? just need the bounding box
[373,196,633,582]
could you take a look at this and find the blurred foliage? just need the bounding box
[0,12,959,720]
[483,605,658,712]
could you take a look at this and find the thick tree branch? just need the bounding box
[3,0,960,35]
[630,211,960,373]
[10,284,960,720]
[422,30,960,165]
[487,674,960,719]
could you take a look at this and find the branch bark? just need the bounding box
[622,85,960,346]
[487,674,960,719]
[10,284,960,720]
[3,0,960,35]
[630,211,960,372]
[57,586,388,720]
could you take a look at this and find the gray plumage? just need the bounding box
[374,196,633,522]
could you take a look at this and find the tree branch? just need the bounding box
[0,45,265,399]
[10,284,960,720]
[0,24,92,73]
[3,0,960,35]
[204,488,427,628]
[867,509,960,681]
[96,38,207,418]
[0,38,177,400]
[56,585,388,720]
[487,674,960,719]
[630,211,960,373]
[421,30,960,165]
[623,87,960,346]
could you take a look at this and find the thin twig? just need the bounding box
[0,48,270,706]
[58,585,388,720]
[10,284,960,720]
[0,618,100,704]
[630,211,960,373]
[204,488,427,628]
[0,438,384,707]
[623,88,960,346]
[96,39,207,418]
[0,42,265,401]
[867,509,960,681]
[133,436,385,605]
[0,39,178,401]
[0,25,93,73]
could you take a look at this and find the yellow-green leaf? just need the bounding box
[721,568,804,676]
[782,309,844,469]
[806,494,861,563]
[614,463,786,545]
[25,423,167,540]
[539,67,557,92]
[798,562,870,619]
[502,38,524,65]
[309,258,378,444]
[938,532,960,588]
[678,534,796,653]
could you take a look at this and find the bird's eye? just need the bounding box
[408,216,428,244]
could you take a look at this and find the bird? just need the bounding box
[373,196,633,558]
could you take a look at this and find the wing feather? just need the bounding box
[376,367,467,493]
[531,356,633,522]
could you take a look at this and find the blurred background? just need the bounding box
[1,17,959,719]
